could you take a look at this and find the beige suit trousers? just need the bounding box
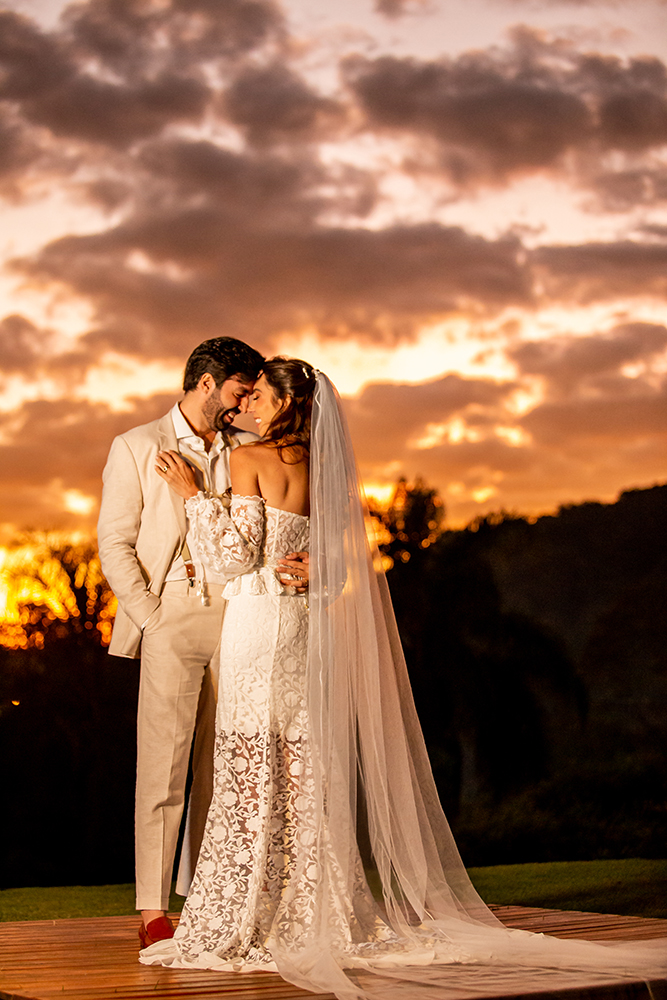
[135,583,225,911]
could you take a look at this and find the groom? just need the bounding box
[98,337,309,946]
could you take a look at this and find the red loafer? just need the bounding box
[139,915,175,948]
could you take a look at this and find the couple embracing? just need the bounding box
[99,338,666,1000]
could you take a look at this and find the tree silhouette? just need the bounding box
[368,477,444,567]
[0,532,116,652]
[387,519,585,811]
[0,534,134,888]
[382,486,667,863]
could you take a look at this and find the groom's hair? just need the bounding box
[183,338,264,392]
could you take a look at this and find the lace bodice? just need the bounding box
[263,505,311,567]
[184,493,309,595]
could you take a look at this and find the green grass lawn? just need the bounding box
[0,884,186,922]
[1,859,665,922]
[467,858,667,919]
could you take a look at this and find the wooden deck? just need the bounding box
[0,906,665,1000]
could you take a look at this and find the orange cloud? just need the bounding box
[0,2,666,531]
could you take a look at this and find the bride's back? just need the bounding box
[230,442,309,516]
[232,357,315,517]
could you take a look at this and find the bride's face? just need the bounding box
[250,375,286,436]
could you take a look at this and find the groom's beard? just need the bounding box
[214,406,241,431]
[202,391,240,433]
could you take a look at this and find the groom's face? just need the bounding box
[203,374,255,432]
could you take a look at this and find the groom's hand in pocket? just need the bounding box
[277,552,309,593]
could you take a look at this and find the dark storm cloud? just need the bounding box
[137,135,378,229]
[506,323,667,480]
[373,0,430,17]
[0,314,54,377]
[598,85,667,150]
[1,5,665,213]
[342,323,667,525]
[509,322,667,395]
[224,63,345,145]
[14,215,530,363]
[0,10,74,100]
[0,106,41,192]
[24,72,210,148]
[342,374,541,523]
[639,223,667,239]
[137,139,328,224]
[75,135,330,219]
[4,4,663,204]
[0,0,283,152]
[0,393,174,527]
[82,176,135,212]
[590,167,667,212]
[345,373,516,464]
[63,0,283,74]
[346,54,591,180]
[344,33,667,186]
[533,240,667,302]
[521,381,667,446]
[0,5,210,149]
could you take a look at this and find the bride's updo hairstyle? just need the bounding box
[260,356,316,460]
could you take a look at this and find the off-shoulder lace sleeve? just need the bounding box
[184,492,264,579]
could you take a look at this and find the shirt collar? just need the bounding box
[171,402,223,451]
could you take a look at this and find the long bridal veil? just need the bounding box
[269,373,666,1000]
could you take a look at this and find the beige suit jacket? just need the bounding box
[97,410,255,658]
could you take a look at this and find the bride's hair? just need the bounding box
[260,356,316,458]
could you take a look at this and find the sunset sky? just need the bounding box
[1,0,666,535]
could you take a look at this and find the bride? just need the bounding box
[140,357,666,999]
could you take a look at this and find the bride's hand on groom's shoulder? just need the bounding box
[155,450,199,500]
[277,552,309,593]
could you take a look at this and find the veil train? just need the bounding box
[271,372,667,1000]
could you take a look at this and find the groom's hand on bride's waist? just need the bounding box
[277,552,309,593]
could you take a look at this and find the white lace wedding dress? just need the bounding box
[143,493,389,976]
[141,487,450,986]
[145,492,325,970]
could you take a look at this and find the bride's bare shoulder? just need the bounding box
[230,442,267,495]
[230,441,278,472]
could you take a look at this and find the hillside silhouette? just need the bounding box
[383,483,667,864]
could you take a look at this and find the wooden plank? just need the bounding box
[0,909,664,1000]
[488,906,667,941]
[0,914,331,1000]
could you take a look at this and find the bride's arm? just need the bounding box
[184,492,263,579]
[155,448,263,578]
